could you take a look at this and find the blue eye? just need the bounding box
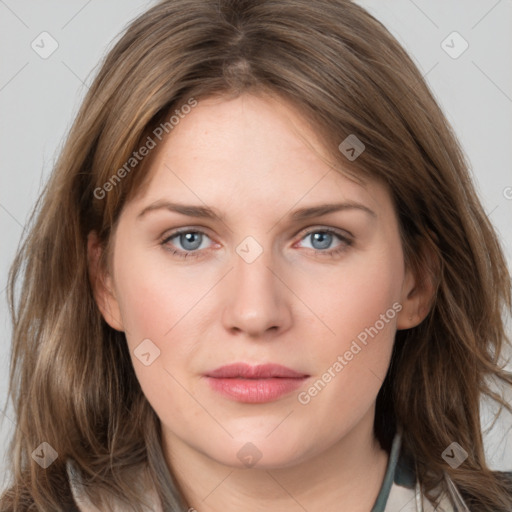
[160,227,352,259]
[161,230,212,258]
[174,231,204,251]
[306,231,335,250]
[297,229,352,256]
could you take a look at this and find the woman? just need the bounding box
[1,0,511,510]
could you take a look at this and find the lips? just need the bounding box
[205,363,309,403]
[206,363,308,379]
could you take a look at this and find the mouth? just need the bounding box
[204,363,310,403]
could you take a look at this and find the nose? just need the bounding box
[221,245,293,338]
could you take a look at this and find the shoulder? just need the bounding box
[387,461,512,511]
[384,474,467,512]
[381,433,467,512]
[496,470,512,495]
[66,459,163,512]
[497,470,512,484]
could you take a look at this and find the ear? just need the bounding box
[396,239,438,330]
[87,231,125,332]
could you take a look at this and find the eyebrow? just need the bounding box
[290,202,376,220]
[137,201,224,221]
[136,200,376,221]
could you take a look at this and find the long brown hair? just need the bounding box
[2,0,511,510]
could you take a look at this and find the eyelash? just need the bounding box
[159,227,353,260]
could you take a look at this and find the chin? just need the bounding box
[205,433,313,470]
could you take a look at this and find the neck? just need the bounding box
[162,408,390,512]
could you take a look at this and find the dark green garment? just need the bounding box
[371,431,414,511]
[370,431,510,511]
[67,430,511,511]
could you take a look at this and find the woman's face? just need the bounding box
[92,93,422,470]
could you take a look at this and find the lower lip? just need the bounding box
[206,377,308,403]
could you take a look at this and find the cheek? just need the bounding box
[115,274,169,343]
[112,256,200,418]
[111,245,210,385]
[299,238,404,346]
[112,241,197,341]
[295,239,403,404]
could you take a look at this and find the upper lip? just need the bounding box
[206,363,309,379]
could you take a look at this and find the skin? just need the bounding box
[89,93,433,512]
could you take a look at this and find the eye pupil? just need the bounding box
[311,232,332,250]
[180,232,202,250]
[167,229,344,256]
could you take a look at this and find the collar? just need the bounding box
[372,430,468,512]
[371,430,406,511]
[67,459,162,512]
[67,430,467,511]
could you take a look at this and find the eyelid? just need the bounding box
[159,224,354,258]
[294,224,354,241]
[160,226,218,249]
[160,224,353,244]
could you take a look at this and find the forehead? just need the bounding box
[124,93,389,220]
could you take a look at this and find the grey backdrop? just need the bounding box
[1,0,511,491]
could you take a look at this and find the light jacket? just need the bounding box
[67,431,470,511]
